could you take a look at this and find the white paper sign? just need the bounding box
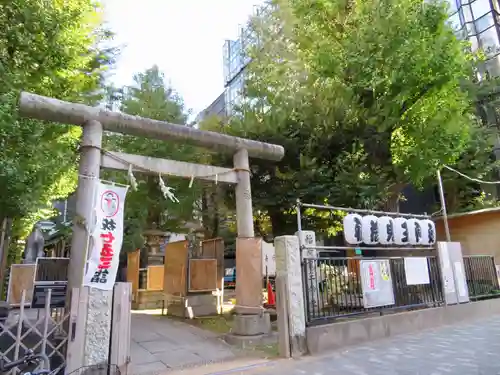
[454,261,467,297]
[83,182,128,290]
[404,257,430,285]
[262,241,276,277]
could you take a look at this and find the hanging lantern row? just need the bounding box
[343,214,436,246]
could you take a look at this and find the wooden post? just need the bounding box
[110,283,132,375]
[0,217,12,297]
[275,276,290,358]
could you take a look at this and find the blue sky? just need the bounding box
[103,0,264,117]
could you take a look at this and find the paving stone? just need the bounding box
[138,339,178,354]
[252,315,500,375]
[129,360,168,375]
[154,349,203,368]
[130,342,157,365]
[130,313,241,372]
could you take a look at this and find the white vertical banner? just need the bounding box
[83,181,128,290]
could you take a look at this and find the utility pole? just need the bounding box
[436,169,451,242]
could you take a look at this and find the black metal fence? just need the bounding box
[463,255,500,300]
[302,256,444,326]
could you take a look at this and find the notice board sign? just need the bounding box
[35,257,69,283]
[31,283,67,309]
[360,259,395,308]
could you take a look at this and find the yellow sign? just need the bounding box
[380,262,390,281]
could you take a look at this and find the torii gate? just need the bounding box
[19,92,284,367]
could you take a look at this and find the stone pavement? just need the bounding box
[244,315,500,375]
[130,312,248,374]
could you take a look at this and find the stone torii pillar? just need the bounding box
[18,92,285,364]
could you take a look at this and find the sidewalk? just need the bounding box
[130,311,258,374]
[242,315,500,375]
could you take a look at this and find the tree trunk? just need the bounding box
[201,184,220,239]
[383,194,400,212]
[382,183,406,212]
[269,209,290,238]
[0,218,13,298]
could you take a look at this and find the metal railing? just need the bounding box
[463,255,500,300]
[302,256,444,326]
[0,289,69,375]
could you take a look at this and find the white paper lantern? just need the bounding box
[343,214,363,244]
[378,216,395,245]
[407,218,422,245]
[361,215,379,244]
[419,219,436,245]
[394,217,409,245]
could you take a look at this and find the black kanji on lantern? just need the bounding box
[401,221,409,243]
[428,223,435,244]
[101,218,116,231]
[370,220,379,242]
[415,221,422,243]
[386,220,395,243]
[354,216,362,242]
[305,234,313,245]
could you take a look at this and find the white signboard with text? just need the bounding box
[262,241,276,277]
[83,182,128,290]
[360,259,395,308]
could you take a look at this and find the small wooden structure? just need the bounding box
[7,257,70,307]
[7,264,36,306]
[435,207,500,258]
[127,237,225,316]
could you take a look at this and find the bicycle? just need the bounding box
[0,349,50,375]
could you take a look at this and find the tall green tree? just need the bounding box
[203,0,483,237]
[104,66,202,251]
[0,0,116,244]
[438,76,500,213]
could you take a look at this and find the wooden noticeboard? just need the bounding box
[127,249,140,301]
[188,259,217,292]
[7,264,36,306]
[201,238,225,289]
[163,240,188,296]
[147,265,164,291]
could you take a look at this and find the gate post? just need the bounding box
[68,119,102,292]
[274,235,307,357]
[67,120,114,367]
[233,149,269,337]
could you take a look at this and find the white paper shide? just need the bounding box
[83,182,128,290]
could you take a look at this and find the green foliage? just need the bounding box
[103,66,202,251]
[204,0,486,236]
[0,0,116,255]
[438,76,500,213]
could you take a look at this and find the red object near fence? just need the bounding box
[266,280,276,307]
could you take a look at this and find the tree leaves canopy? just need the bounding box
[203,0,483,236]
[104,66,202,251]
[0,0,115,238]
